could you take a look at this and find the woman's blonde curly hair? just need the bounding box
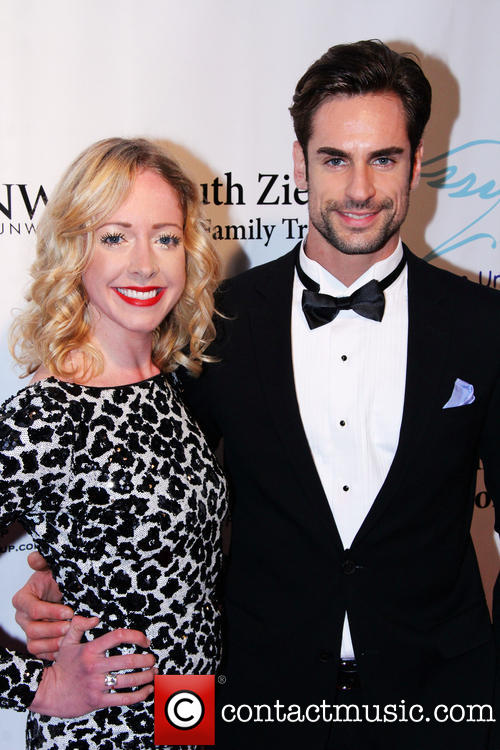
[10,137,220,380]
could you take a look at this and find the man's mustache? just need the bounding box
[324,198,394,212]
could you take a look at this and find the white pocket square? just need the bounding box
[442,378,475,409]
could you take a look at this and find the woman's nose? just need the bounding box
[128,238,159,279]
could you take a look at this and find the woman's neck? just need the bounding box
[31,331,160,388]
[83,329,159,386]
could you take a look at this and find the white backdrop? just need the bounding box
[1,0,499,745]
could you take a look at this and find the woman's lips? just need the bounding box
[113,286,166,307]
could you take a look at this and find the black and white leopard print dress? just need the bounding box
[0,373,226,749]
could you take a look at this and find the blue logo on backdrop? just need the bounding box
[421,139,500,263]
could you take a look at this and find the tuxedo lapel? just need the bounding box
[246,247,344,550]
[352,247,453,546]
[241,244,453,551]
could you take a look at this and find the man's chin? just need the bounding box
[323,235,391,256]
[319,224,399,257]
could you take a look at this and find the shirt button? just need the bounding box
[319,651,334,662]
[341,355,347,361]
[343,485,349,492]
[342,559,357,575]
[340,420,346,427]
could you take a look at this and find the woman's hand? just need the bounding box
[13,552,73,660]
[29,616,156,718]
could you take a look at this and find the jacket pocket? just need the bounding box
[433,602,493,659]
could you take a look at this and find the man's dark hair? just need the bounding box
[290,40,432,162]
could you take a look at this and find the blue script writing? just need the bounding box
[420,140,500,261]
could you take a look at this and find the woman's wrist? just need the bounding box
[28,664,55,715]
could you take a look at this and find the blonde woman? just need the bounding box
[0,138,226,748]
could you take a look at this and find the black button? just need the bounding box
[319,651,334,663]
[340,420,346,427]
[342,559,357,575]
[343,485,349,492]
[341,355,347,361]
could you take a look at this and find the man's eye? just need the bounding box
[327,157,345,167]
[101,232,125,245]
[373,157,393,166]
[158,234,181,247]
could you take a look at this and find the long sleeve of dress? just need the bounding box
[0,374,226,748]
[0,385,74,711]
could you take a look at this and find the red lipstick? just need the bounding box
[113,286,166,307]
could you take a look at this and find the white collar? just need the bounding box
[298,238,404,296]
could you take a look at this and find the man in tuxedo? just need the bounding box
[13,41,500,749]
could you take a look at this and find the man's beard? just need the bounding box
[311,195,409,256]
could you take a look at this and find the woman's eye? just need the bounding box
[100,232,125,245]
[158,234,181,247]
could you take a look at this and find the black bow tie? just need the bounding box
[296,252,406,330]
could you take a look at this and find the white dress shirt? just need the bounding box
[291,238,408,658]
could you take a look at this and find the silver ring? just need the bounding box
[104,673,117,688]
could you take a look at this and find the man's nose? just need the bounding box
[345,164,375,205]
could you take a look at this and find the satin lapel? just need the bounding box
[248,247,344,550]
[352,247,452,547]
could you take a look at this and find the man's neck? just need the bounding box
[304,232,401,287]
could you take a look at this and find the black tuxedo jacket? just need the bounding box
[183,244,500,749]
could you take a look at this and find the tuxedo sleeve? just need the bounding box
[480,371,500,622]
[180,284,235,452]
[479,367,500,737]
[181,367,222,452]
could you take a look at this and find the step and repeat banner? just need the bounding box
[1,0,499,745]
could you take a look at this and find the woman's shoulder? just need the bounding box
[29,364,51,383]
[0,372,169,435]
[0,377,84,437]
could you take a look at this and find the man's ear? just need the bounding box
[293,141,308,190]
[410,141,424,190]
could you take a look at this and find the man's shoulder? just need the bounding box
[222,247,296,289]
[406,247,500,313]
[216,247,296,310]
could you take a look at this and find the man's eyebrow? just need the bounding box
[316,147,349,158]
[315,146,405,159]
[369,147,405,159]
